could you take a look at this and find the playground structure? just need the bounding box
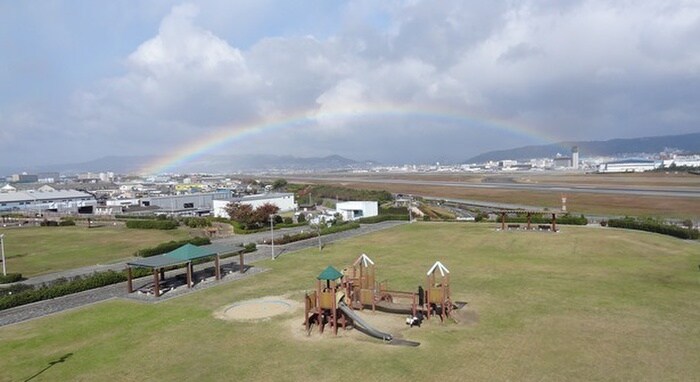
[304,254,457,344]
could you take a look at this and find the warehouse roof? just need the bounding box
[0,190,94,203]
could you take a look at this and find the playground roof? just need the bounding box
[354,253,375,267]
[127,243,241,269]
[317,266,343,281]
[427,261,450,277]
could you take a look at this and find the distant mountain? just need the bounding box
[466,133,700,163]
[0,154,373,176]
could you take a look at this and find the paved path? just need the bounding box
[0,220,406,327]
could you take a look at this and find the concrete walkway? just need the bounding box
[0,220,406,327]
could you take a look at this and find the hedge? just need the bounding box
[496,214,588,226]
[0,271,127,311]
[0,273,23,284]
[135,237,211,257]
[126,219,179,230]
[357,214,409,224]
[607,218,699,240]
[268,222,361,245]
[181,217,211,228]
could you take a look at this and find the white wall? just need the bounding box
[213,193,297,218]
[336,201,378,221]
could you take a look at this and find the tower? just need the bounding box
[571,146,579,169]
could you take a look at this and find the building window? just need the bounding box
[184,203,194,208]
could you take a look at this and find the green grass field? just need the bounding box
[0,226,193,277]
[1,223,698,381]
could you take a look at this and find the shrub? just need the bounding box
[243,243,257,253]
[0,273,23,284]
[379,206,409,215]
[283,217,293,224]
[0,271,127,311]
[126,219,179,230]
[59,219,76,226]
[608,218,699,240]
[135,237,211,257]
[357,215,409,224]
[181,217,211,228]
[40,220,59,227]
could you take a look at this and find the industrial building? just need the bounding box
[141,190,232,215]
[335,201,378,221]
[597,159,659,173]
[212,193,297,218]
[0,190,97,213]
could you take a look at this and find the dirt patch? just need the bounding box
[215,296,301,321]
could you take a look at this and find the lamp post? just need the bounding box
[269,214,275,260]
[0,234,6,276]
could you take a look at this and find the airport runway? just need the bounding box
[287,176,700,198]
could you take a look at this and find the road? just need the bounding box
[288,176,700,198]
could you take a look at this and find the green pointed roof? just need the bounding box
[164,243,215,261]
[317,266,343,281]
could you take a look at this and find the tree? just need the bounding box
[272,179,288,190]
[224,203,255,228]
[252,203,280,227]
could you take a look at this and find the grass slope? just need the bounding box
[0,223,698,381]
[0,226,193,277]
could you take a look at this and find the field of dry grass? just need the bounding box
[1,223,698,381]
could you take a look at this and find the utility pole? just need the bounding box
[0,234,6,276]
[408,194,413,223]
[269,214,275,260]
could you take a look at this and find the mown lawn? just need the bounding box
[0,225,193,277]
[0,223,698,381]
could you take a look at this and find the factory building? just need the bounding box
[212,193,297,218]
[335,201,379,221]
[141,190,232,215]
[597,159,659,173]
[0,190,96,214]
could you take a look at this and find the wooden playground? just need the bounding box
[303,253,462,345]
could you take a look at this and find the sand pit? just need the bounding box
[215,297,300,321]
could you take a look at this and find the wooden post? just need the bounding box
[332,285,338,335]
[239,253,244,273]
[552,213,557,232]
[215,254,221,280]
[527,212,532,230]
[186,262,193,288]
[501,212,506,230]
[153,269,160,297]
[305,294,310,332]
[127,267,133,293]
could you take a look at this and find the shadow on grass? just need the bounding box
[24,353,73,382]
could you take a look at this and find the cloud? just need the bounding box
[1,0,700,167]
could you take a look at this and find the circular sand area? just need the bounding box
[216,297,299,321]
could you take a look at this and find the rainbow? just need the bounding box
[139,103,561,174]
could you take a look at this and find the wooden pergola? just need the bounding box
[126,243,246,297]
[491,208,566,232]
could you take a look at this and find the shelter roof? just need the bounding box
[317,266,343,281]
[353,253,375,267]
[127,243,240,269]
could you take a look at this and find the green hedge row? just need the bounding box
[0,273,23,284]
[271,222,361,245]
[0,271,127,311]
[357,214,410,224]
[607,218,699,240]
[126,219,179,230]
[181,217,211,228]
[135,237,211,257]
[497,214,588,225]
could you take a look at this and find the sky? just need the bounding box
[1,0,699,168]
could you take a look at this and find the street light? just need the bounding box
[269,214,275,260]
[0,233,6,276]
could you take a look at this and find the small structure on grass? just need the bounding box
[125,243,246,297]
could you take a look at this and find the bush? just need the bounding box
[266,222,361,245]
[126,219,179,230]
[181,217,211,228]
[357,214,409,224]
[283,217,293,224]
[243,243,257,253]
[40,220,59,227]
[495,213,588,226]
[59,219,76,226]
[135,237,211,257]
[0,271,127,311]
[607,218,699,240]
[0,273,23,284]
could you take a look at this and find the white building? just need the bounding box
[598,159,659,173]
[0,190,97,213]
[336,201,379,221]
[213,193,297,218]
